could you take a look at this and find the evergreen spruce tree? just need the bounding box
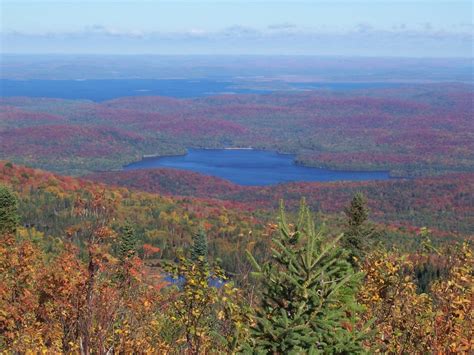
[191,228,208,265]
[342,193,374,266]
[0,185,20,235]
[245,200,365,353]
[118,222,138,262]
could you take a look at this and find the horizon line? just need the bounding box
[1,53,473,60]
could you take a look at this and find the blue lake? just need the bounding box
[124,149,391,186]
[0,79,405,101]
[0,79,269,101]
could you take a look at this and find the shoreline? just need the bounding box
[121,148,396,185]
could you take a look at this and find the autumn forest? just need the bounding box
[0,51,473,354]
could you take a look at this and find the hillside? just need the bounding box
[87,168,474,235]
[1,83,473,176]
[3,160,468,273]
[0,161,270,273]
[1,160,473,353]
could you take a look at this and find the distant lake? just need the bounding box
[0,79,269,101]
[124,149,391,186]
[0,79,405,101]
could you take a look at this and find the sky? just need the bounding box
[1,0,473,57]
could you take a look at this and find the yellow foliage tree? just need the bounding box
[358,250,434,353]
[430,242,473,353]
[164,251,250,354]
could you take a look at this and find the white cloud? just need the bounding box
[2,23,472,57]
[4,22,473,39]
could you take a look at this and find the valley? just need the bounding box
[1,82,472,177]
[2,76,472,237]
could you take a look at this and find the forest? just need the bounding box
[1,83,472,177]
[1,161,473,353]
[1,84,472,242]
[0,72,473,354]
[87,168,474,236]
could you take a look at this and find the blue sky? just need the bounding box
[1,0,473,57]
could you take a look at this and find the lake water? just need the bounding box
[0,79,269,101]
[0,79,404,101]
[124,149,391,186]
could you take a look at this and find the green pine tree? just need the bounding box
[0,185,20,235]
[342,193,375,266]
[191,228,208,265]
[118,222,138,262]
[245,199,366,354]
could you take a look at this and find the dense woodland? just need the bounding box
[1,161,473,353]
[1,83,473,176]
[0,80,473,353]
[1,85,472,238]
[88,168,474,235]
